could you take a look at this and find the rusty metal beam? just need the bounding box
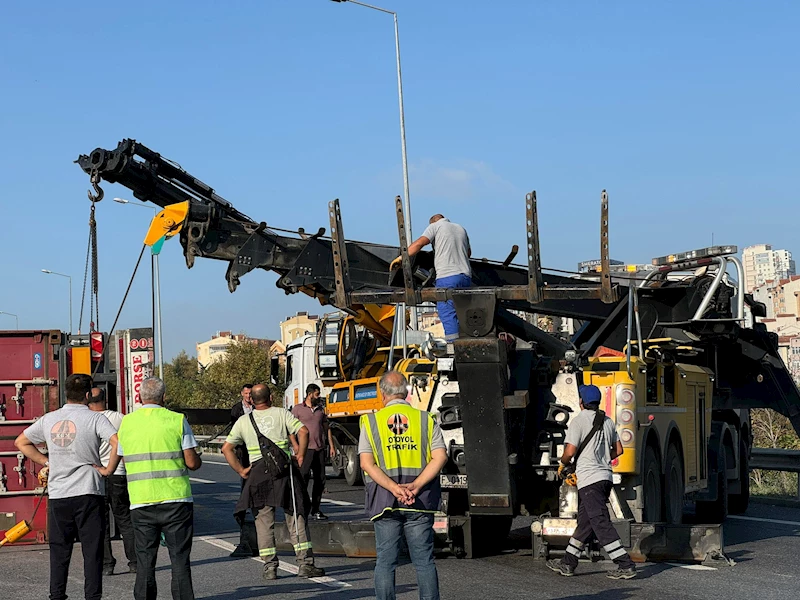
[328,199,351,308]
[600,190,613,303]
[525,192,544,304]
[394,195,417,306]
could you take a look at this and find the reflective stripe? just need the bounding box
[123,451,183,463]
[369,507,438,521]
[385,466,425,478]
[259,547,276,557]
[420,414,429,460]
[608,547,627,559]
[366,413,385,470]
[294,542,313,552]
[603,540,622,552]
[565,544,582,556]
[568,537,585,549]
[127,468,189,482]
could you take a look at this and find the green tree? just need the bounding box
[163,350,199,409]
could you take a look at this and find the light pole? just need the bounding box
[0,311,19,329]
[41,270,73,334]
[114,198,164,377]
[331,0,418,329]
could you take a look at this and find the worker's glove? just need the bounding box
[37,466,50,486]
[557,463,567,480]
[389,256,402,271]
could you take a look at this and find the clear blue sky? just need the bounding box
[1,1,798,359]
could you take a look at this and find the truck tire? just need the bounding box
[664,444,685,525]
[729,439,750,515]
[343,445,363,487]
[697,448,728,523]
[642,446,663,523]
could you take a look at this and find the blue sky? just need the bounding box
[1,1,798,359]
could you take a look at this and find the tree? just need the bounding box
[751,408,800,497]
[163,351,199,409]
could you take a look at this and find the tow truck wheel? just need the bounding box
[664,444,685,525]
[729,439,750,515]
[343,445,363,487]
[643,446,663,523]
[697,447,728,523]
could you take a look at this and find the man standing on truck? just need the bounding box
[292,383,336,520]
[547,384,636,580]
[117,377,202,600]
[223,384,325,581]
[14,373,120,600]
[390,214,472,341]
[359,370,448,600]
[88,387,137,576]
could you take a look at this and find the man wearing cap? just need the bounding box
[547,384,636,579]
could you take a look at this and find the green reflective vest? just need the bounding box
[118,407,192,505]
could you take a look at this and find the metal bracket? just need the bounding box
[226,222,270,293]
[600,190,613,303]
[328,199,352,308]
[12,382,23,416]
[13,453,25,487]
[502,245,519,268]
[395,195,417,306]
[525,192,544,304]
[0,462,6,493]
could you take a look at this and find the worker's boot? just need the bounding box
[546,559,575,577]
[298,564,325,578]
[263,565,278,581]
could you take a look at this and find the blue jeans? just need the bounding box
[373,512,439,600]
[435,274,472,340]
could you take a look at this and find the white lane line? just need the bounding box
[666,562,717,571]
[201,460,230,465]
[321,498,357,507]
[197,535,351,589]
[728,515,800,527]
[190,477,217,484]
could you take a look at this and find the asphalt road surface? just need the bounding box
[2,458,799,599]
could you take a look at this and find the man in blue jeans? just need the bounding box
[359,371,448,600]
[390,214,472,340]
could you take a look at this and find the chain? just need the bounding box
[90,203,99,332]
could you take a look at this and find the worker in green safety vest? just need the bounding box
[359,370,448,600]
[117,377,202,600]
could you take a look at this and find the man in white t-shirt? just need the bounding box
[88,387,137,575]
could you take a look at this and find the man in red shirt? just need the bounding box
[291,384,335,520]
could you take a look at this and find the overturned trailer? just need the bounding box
[77,140,800,562]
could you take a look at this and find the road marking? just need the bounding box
[197,535,351,588]
[201,459,230,465]
[321,498,357,507]
[728,515,800,527]
[190,477,216,484]
[665,562,717,571]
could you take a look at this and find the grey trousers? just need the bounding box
[253,505,315,567]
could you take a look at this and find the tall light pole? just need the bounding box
[0,311,19,329]
[41,270,73,334]
[331,0,418,329]
[114,198,164,378]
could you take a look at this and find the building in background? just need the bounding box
[742,244,796,292]
[280,311,319,347]
[196,331,275,370]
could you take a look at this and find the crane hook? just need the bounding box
[87,172,104,202]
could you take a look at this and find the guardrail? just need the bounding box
[750,448,800,500]
[195,435,227,454]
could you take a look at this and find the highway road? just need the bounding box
[2,458,799,599]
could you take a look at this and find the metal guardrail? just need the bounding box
[750,448,800,500]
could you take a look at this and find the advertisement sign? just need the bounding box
[116,328,154,413]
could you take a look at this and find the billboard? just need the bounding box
[116,328,154,414]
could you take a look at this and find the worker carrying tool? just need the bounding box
[390,215,472,340]
[222,384,325,581]
[14,374,120,600]
[547,384,636,579]
[359,371,449,600]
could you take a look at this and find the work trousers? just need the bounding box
[435,274,472,340]
[562,480,635,569]
[103,474,136,570]
[253,505,314,567]
[130,502,195,600]
[300,448,326,513]
[48,494,105,600]
[374,511,439,600]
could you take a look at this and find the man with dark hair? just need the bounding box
[389,214,472,340]
[547,384,636,579]
[15,373,120,600]
[231,384,255,477]
[88,387,136,575]
[291,383,336,520]
[223,384,325,581]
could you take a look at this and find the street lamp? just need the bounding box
[114,198,164,378]
[331,0,418,329]
[0,311,19,329]
[41,270,73,334]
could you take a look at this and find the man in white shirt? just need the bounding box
[88,387,137,576]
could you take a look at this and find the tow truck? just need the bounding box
[76,139,800,561]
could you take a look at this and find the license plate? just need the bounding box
[541,518,577,537]
[440,474,468,489]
